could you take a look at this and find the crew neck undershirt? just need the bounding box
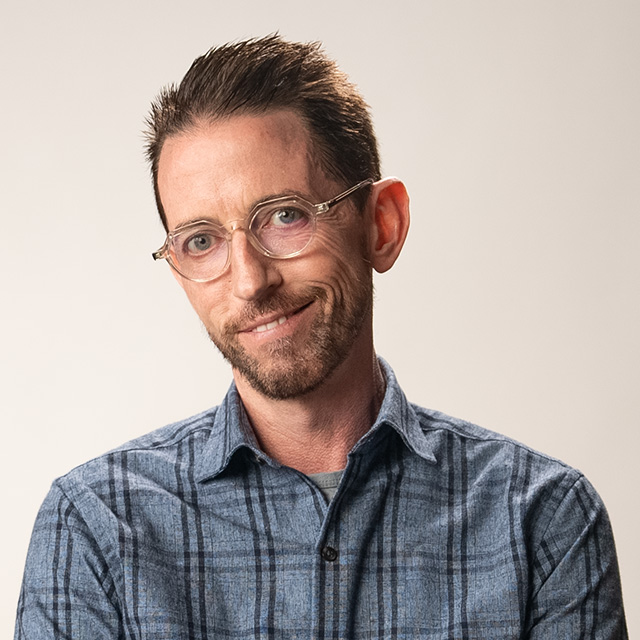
[306,470,344,502]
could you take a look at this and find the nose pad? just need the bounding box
[229,229,281,300]
[226,218,245,233]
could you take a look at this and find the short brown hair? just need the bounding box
[145,35,380,230]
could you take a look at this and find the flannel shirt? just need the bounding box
[15,359,627,638]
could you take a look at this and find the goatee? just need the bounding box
[207,279,372,400]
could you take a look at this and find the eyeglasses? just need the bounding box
[152,178,373,282]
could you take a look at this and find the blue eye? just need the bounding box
[269,207,306,227]
[188,234,211,251]
[183,232,220,256]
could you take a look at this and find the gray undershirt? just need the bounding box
[307,470,344,502]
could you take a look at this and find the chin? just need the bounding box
[212,305,369,400]
[210,274,373,400]
[220,335,349,400]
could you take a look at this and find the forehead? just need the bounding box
[157,111,324,230]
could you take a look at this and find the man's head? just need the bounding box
[147,37,410,401]
[146,35,381,230]
[155,111,380,399]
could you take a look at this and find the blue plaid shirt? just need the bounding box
[15,359,627,638]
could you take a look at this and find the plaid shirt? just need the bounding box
[15,359,627,639]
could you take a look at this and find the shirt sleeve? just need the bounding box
[526,474,628,639]
[14,481,122,640]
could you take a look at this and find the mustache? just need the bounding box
[223,287,327,334]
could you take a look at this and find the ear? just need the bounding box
[366,177,410,273]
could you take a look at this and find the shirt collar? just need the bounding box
[358,357,438,464]
[194,384,273,483]
[194,357,436,483]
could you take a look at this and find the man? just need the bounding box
[15,36,627,639]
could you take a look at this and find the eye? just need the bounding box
[179,231,223,257]
[188,233,212,252]
[267,207,307,227]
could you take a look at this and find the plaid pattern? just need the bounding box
[15,360,627,639]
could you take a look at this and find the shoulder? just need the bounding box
[381,358,580,489]
[107,405,219,455]
[407,403,614,551]
[412,402,576,476]
[53,405,219,500]
[408,403,596,520]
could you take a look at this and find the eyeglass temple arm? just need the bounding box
[152,247,168,261]
[320,178,374,213]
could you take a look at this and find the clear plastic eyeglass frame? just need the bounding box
[152,178,373,283]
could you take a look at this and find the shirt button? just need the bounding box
[321,546,338,562]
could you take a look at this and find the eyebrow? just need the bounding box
[171,189,318,232]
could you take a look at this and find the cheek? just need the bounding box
[313,220,369,267]
[300,230,371,299]
[312,215,365,257]
[315,209,371,262]
[180,281,227,328]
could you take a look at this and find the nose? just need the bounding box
[229,229,282,301]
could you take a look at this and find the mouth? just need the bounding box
[244,301,314,334]
[253,315,288,333]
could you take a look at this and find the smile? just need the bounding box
[245,301,314,334]
[253,315,288,333]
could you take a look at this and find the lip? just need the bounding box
[239,301,313,334]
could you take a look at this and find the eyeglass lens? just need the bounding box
[170,199,315,281]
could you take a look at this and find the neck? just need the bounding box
[233,336,385,475]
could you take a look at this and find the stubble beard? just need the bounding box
[207,276,373,400]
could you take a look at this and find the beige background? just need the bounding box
[2,0,638,636]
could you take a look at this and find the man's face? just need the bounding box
[157,111,374,399]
